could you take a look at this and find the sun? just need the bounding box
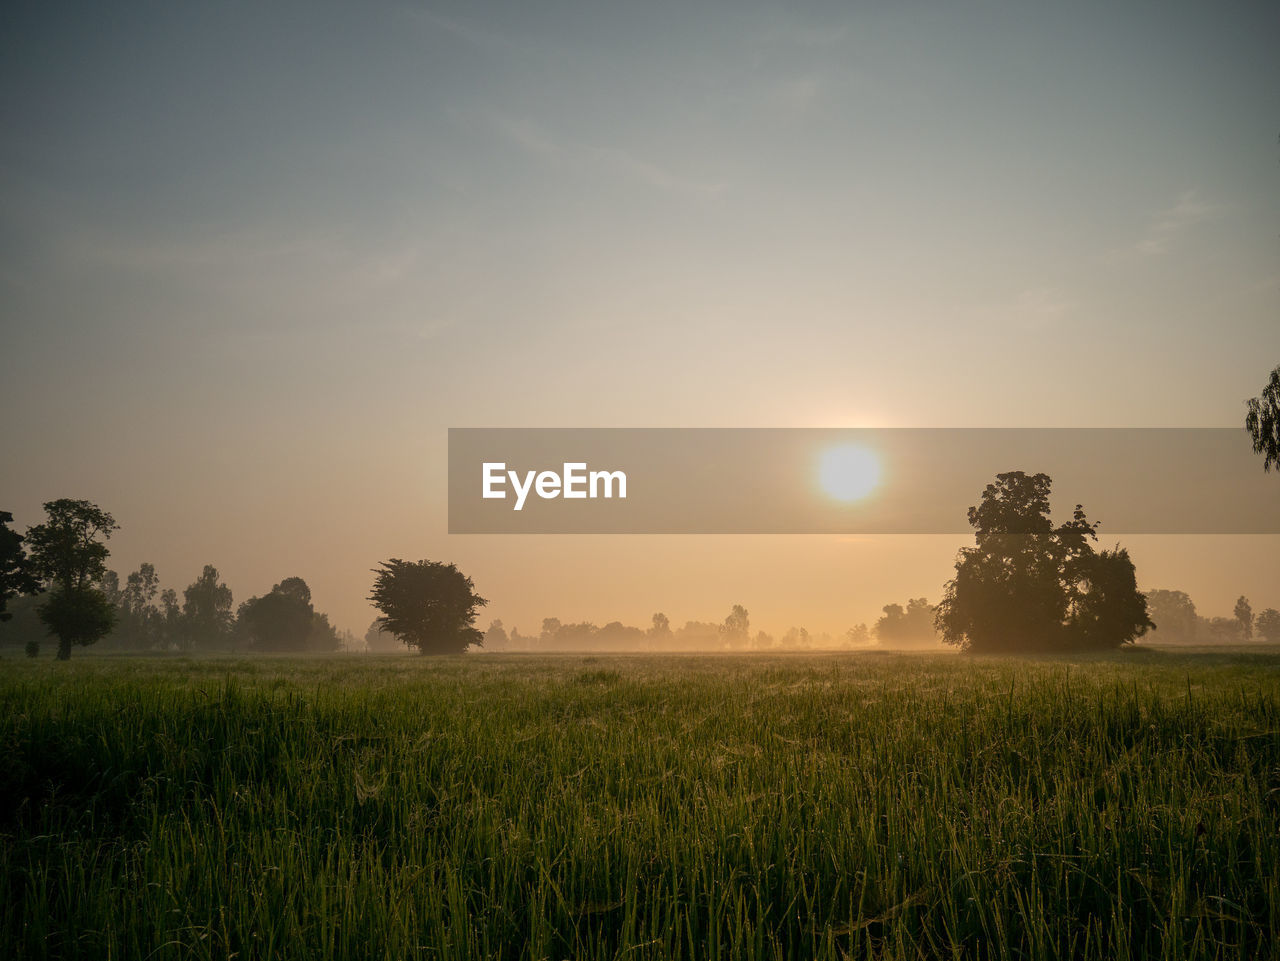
[817,444,882,502]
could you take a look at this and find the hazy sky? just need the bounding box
[2,1,1277,640]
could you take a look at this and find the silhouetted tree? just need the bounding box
[875,598,938,645]
[1245,364,1280,472]
[649,612,671,639]
[935,472,1151,652]
[0,510,40,622]
[845,623,870,645]
[1257,608,1280,643]
[368,559,487,654]
[236,577,339,652]
[483,619,509,651]
[237,588,311,651]
[1145,589,1198,643]
[25,499,119,659]
[1234,596,1254,641]
[160,588,181,643]
[540,617,562,645]
[365,617,402,652]
[117,562,163,650]
[720,604,750,649]
[181,565,234,650]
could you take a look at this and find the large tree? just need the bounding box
[24,499,119,659]
[935,472,1152,653]
[1,510,41,622]
[117,562,163,650]
[368,559,487,654]
[1234,596,1254,641]
[181,564,234,650]
[1145,589,1198,643]
[236,576,339,652]
[1245,364,1280,472]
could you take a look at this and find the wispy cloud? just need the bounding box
[1134,190,1220,256]
[484,112,728,198]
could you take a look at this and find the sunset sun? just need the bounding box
[817,444,882,503]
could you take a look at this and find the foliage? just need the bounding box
[237,588,312,651]
[368,559,487,654]
[1,652,1279,960]
[720,604,750,648]
[1258,608,1280,643]
[875,597,937,645]
[114,562,164,650]
[24,500,118,660]
[24,499,118,591]
[936,472,1153,652]
[36,585,116,660]
[0,510,41,622]
[1244,363,1280,472]
[181,565,234,650]
[236,577,340,652]
[364,617,403,653]
[1145,589,1198,643]
[1234,596,1254,641]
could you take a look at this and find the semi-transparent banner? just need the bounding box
[448,428,1280,534]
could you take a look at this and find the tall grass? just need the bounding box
[1,650,1278,959]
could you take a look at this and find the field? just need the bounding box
[2,649,1278,960]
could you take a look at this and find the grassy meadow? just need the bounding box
[1,648,1278,960]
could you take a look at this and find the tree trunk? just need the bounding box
[57,636,71,660]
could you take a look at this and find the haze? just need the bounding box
[1,0,1277,642]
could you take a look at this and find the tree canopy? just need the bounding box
[1245,364,1280,472]
[24,499,119,659]
[368,559,487,654]
[0,511,40,622]
[935,472,1153,653]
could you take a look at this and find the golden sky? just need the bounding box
[1,1,1277,639]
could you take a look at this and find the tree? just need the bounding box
[875,598,938,645]
[1257,608,1280,643]
[0,510,41,622]
[237,589,311,651]
[1234,596,1254,641]
[368,559,487,654]
[1145,589,1198,644]
[845,623,870,645]
[38,587,116,659]
[1245,364,1280,472]
[364,617,403,653]
[483,619,509,651]
[25,499,119,659]
[182,565,234,650]
[720,604,750,649]
[935,472,1152,652]
[236,577,339,652]
[117,562,163,650]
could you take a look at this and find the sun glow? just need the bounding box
[817,444,882,502]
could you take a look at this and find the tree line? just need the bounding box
[0,500,353,658]
[5,354,1278,660]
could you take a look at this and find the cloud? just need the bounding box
[1134,190,1220,256]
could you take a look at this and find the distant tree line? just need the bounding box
[360,598,943,655]
[0,500,355,658]
[1144,589,1280,644]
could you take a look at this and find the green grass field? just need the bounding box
[2,648,1278,960]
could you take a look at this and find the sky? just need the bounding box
[1,0,1277,641]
